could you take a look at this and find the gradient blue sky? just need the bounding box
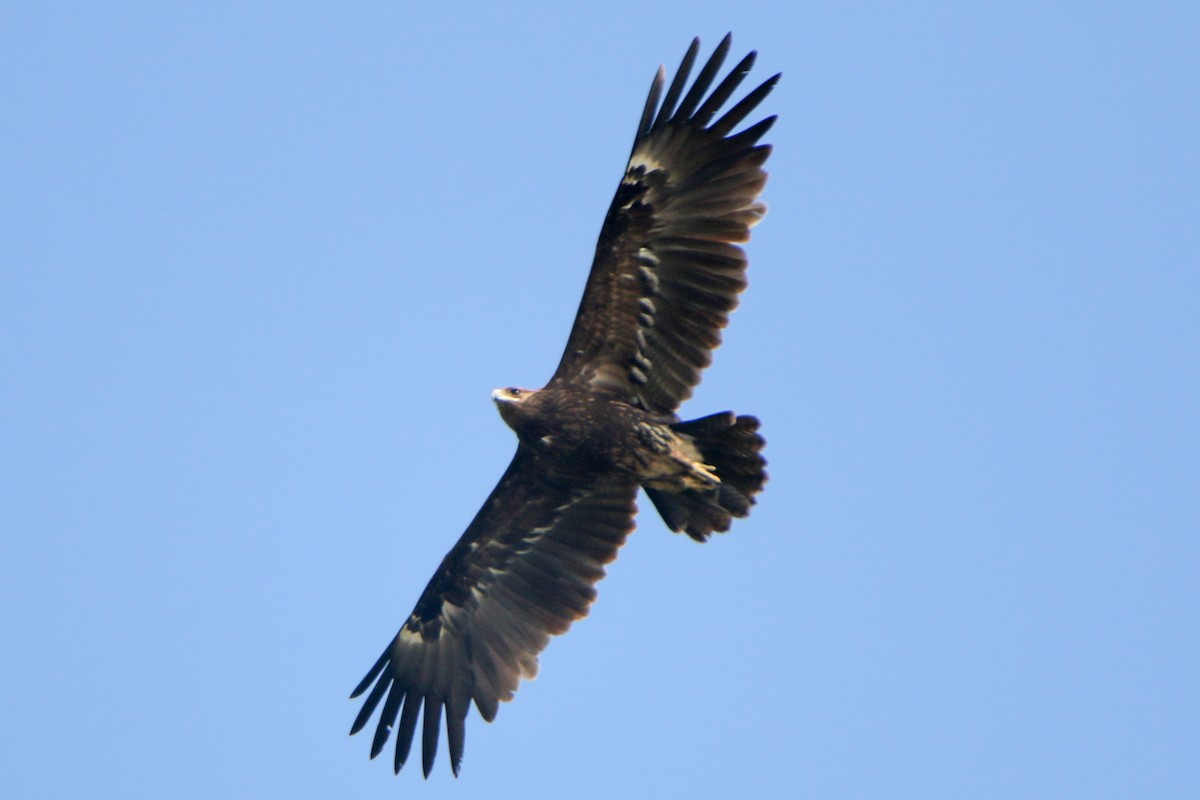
[3,2,1197,798]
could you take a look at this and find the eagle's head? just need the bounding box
[491,386,538,430]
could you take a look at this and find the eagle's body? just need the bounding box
[350,34,778,778]
[494,386,714,490]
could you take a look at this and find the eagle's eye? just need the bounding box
[507,387,521,397]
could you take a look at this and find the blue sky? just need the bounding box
[2,2,1197,797]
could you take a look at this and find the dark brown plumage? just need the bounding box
[350,34,776,777]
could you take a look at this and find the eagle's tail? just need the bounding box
[644,412,767,542]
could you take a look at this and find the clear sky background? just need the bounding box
[2,2,1197,798]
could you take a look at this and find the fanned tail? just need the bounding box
[645,412,766,541]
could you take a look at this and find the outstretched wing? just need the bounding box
[550,34,778,415]
[350,447,637,777]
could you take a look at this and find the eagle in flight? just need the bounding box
[350,34,777,777]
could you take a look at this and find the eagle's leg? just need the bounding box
[676,452,720,489]
[633,421,719,490]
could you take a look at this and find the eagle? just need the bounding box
[350,34,777,777]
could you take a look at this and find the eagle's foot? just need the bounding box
[682,459,720,489]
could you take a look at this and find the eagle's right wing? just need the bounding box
[350,446,637,777]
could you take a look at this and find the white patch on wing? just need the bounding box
[628,154,666,176]
[638,261,661,294]
[522,523,554,540]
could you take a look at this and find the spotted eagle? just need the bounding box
[350,34,777,777]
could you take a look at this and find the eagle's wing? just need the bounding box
[350,447,637,777]
[549,34,778,415]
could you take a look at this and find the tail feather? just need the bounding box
[645,411,766,542]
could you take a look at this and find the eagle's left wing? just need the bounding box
[350,447,637,777]
[549,34,777,415]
